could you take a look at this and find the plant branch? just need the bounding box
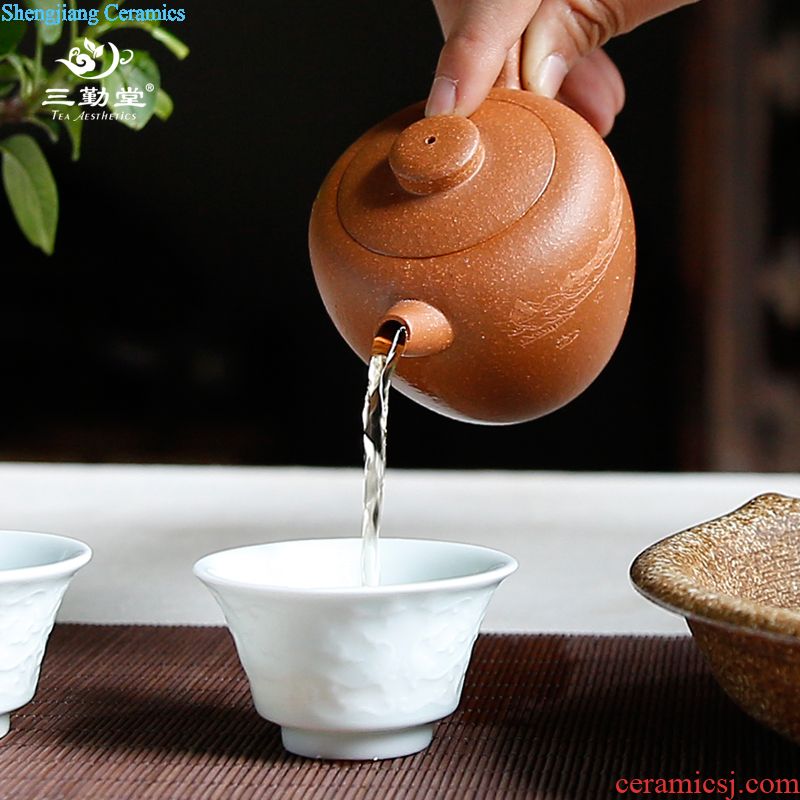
[33,30,43,88]
[68,0,79,46]
[0,95,26,125]
[98,0,127,19]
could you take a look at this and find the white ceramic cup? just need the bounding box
[0,531,92,739]
[194,537,517,760]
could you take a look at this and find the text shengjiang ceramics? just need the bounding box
[309,89,636,425]
[0,531,92,739]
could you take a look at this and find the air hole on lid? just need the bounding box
[424,136,437,145]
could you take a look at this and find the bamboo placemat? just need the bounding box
[1,626,798,799]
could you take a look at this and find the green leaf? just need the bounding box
[24,0,62,45]
[4,54,32,95]
[92,19,189,60]
[0,62,18,96]
[61,112,82,160]
[0,20,27,56]
[146,26,189,60]
[102,49,159,130]
[25,115,60,143]
[154,88,172,121]
[0,134,58,255]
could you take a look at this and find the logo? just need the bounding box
[42,44,155,125]
[56,37,133,80]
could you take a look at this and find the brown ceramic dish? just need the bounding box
[631,493,800,743]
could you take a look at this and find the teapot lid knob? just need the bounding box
[389,116,484,195]
[336,91,557,258]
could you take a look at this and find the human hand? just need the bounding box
[426,0,698,135]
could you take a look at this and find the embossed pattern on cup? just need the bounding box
[0,531,92,739]
[194,538,517,760]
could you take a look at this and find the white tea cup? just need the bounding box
[194,537,516,760]
[0,531,92,739]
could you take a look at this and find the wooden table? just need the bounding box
[2,625,798,800]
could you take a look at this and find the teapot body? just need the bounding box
[309,89,635,424]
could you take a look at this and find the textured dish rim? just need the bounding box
[0,529,92,584]
[630,493,800,643]
[194,537,518,597]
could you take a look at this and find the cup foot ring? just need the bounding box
[281,723,435,760]
[0,714,10,740]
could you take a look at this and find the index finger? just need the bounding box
[426,0,543,117]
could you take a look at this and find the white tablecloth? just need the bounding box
[1,464,798,633]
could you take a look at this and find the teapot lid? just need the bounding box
[337,93,556,259]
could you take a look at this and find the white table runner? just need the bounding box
[0,464,797,633]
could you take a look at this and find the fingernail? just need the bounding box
[534,54,568,98]
[425,76,457,117]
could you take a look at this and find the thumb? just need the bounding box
[521,0,698,97]
[426,0,542,118]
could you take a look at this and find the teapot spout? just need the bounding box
[375,301,453,358]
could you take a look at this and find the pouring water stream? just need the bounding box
[361,324,406,586]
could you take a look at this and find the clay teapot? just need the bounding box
[309,88,635,424]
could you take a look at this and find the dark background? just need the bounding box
[0,2,718,469]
